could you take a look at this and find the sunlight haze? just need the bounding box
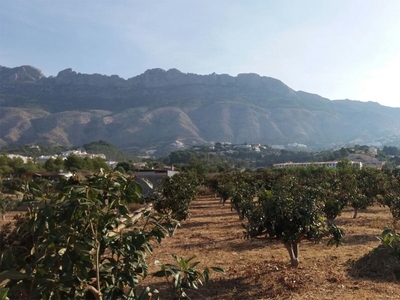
[1,0,400,107]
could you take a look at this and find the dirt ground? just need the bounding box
[142,196,400,300]
[2,197,399,299]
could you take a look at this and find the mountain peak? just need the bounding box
[0,65,45,83]
[54,68,124,86]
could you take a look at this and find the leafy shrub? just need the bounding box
[153,254,225,299]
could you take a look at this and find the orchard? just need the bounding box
[1,162,400,299]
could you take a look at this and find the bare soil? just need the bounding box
[2,197,399,299]
[142,196,400,300]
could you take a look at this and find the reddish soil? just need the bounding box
[141,196,400,299]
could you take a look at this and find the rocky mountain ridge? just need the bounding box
[1,65,400,153]
[1,65,292,90]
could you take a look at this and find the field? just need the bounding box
[1,196,400,299]
[142,196,400,300]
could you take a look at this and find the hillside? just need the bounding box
[1,65,400,152]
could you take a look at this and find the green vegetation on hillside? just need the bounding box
[153,144,400,170]
[82,140,139,162]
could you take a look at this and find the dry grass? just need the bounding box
[141,197,400,300]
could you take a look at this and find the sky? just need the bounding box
[1,0,400,108]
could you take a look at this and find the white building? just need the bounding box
[273,161,362,169]
[6,154,32,164]
[36,155,58,164]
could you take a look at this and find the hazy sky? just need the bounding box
[1,1,400,107]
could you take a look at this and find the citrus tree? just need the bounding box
[375,169,400,268]
[229,171,261,221]
[0,194,12,221]
[0,170,175,299]
[151,172,199,233]
[336,159,379,219]
[246,169,344,267]
[205,172,235,205]
[153,254,225,300]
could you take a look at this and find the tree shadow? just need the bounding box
[227,237,276,252]
[358,207,391,214]
[139,275,248,299]
[188,212,236,219]
[180,221,212,229]
[141,260,298,300]
[347,245,400,283]
[334,217,378,226]
[217,224,243,230]
[168,237,240,252]
[342,234,380,245]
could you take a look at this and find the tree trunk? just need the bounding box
[353,207,358,219]
[292,242,299,259]
[236,207,244,221]
[171,223,180,236]
[284,242,299,267]
[86,285,102,300]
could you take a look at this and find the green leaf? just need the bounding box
[203,268,210,283]
[99,262,117,273]
[173,272,181,288]
[0,288,9,300]
[382,227,394,237]
[153,270,168,278]
[117,205,129,216]
[140,178,153,190]
[192,280,198,289]
[210,266,226,274]
[0,270,29,282]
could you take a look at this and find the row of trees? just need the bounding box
[0,170,222,299]
[205,161,400,267]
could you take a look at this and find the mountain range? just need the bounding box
[1,65,400,154]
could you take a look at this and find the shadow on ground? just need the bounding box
[347,245,400,283]
[140,262,301,300]
[342,234,380,245]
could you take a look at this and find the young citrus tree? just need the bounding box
[0,194,12,221]
[229,171,261,221]
[153,254,225,300]
[376,170,400,268]
[151,172,199,234]
[205,172,235,205]
[0,170,175,300]
[251,170,344,267]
